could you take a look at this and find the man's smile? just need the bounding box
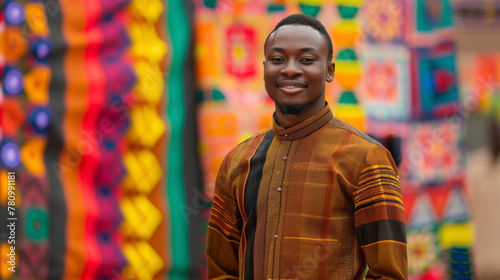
[277,81,307,94]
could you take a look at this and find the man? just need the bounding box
[206,14,408,279]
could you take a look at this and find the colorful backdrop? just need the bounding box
[2,0,496,279]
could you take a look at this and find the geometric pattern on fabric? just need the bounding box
[407,193,437,229]
[402,175,472,279]
[124,0,167,278]
[407,224,474,279]
[443,186,470,223]
[363,0,407,44]
[221,15,269,104]
[407,0,455,47]
[19,243,49,279]
[361,0,471,278]
[401,117,465,185]
[448,247,473,279]
[1,1,52,278]
[333,1,365,132]
[411,42,460,120]
[407,229,440,276]
[87,0,132,277]
[403,179,469,230]
[360,45,411,121]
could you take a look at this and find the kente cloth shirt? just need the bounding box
[206,105,408,280]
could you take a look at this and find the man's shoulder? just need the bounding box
[225,127,274,159]
[326,117,398,175]
[326,117,383,148]
[240,127,274,145]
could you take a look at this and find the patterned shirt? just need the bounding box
[207,105,408,279]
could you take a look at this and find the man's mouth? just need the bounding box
[277,81,307,94]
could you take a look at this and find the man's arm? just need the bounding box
[206,153,242,279]
[354,145,408,279]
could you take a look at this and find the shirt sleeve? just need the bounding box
[354,145,408,279]
[206,152,242,279]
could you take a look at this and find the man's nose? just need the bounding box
[280,60,302,78]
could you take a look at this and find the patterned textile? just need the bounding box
[1,0,173,279]
[1,1,52,278]
[454,0,500,31]
[45,0,133,278]
[364,0,406,43]
[360,0,472,278]
[407,0,456,47]
[411,42,460,120]
[400,117,465,185]
[123,0,167,279]
[471,54,500,119]
[207,106,407,279]
[1,0,478,279]
[360,45,411,121]
[332,0,365,131]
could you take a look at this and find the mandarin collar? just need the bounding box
[272,105,333,141]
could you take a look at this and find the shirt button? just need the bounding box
[277,187,282,192]
[282,156,287,161]
[284,134,288,138]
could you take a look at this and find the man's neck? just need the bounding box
[275,102,326,128]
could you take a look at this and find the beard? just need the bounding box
[273,90,323,115]
[275,102,309,115]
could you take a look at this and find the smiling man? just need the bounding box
[207,14,408,279]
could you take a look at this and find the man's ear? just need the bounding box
[326,61,335,83]
[263,60,266,80]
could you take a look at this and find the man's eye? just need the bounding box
[270,57,284,62]
[301,58,315,63]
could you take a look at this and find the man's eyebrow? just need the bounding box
[299,47,320,53]
[267,47,319,53]
[268,47,284,53]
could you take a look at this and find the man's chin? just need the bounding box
[276,103,309,115]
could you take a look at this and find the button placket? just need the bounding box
[267,140,291,277]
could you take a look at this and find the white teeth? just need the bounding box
[283,86,299,89]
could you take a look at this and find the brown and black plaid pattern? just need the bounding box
[207,105,408,279]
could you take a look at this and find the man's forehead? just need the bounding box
[270,24,322,40]
[266,25,326,52]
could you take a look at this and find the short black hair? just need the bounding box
[264,14,333,62]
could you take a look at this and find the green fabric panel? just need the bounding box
[166,0,190,279]
[203,0,217,9]
[338,91,359,104]
[268,4,286,13]
[337,5,358,19]
[337,49,357,61]
[416,0,454,31]
[213,89,226,101]
[299,4,321,17]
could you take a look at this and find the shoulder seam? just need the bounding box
[239,127,273,145]
[326,120,383,147]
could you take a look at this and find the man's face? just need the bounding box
[264,25,334,116]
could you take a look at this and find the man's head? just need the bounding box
[265,14,333,62]
[263,14,335,120]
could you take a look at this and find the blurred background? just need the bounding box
[0,0,499,279]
